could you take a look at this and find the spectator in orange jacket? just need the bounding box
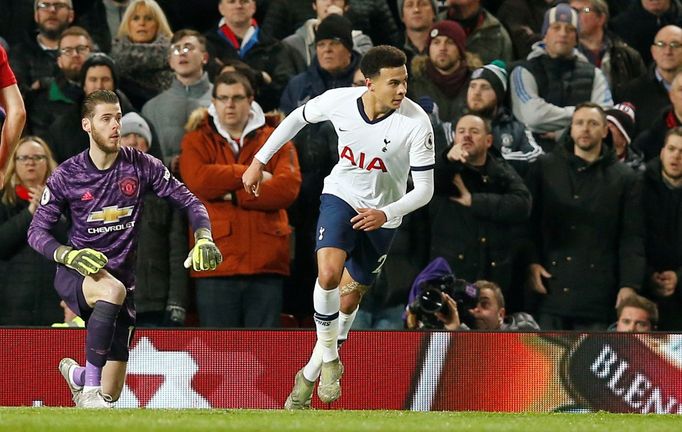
[180,71,302,328]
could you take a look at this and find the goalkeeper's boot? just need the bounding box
[74,389,112,409]
[284,369,315,410]
[317,358,343,403]
[58,358,83,402]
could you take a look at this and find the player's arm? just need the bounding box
[27,177,109,277]
[141,152,223,272]
[0,82,26,171]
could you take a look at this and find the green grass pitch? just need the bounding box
[1,408,681,432]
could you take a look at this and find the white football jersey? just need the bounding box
[303,87,435,228]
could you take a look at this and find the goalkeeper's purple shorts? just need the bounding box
[54,266,136,362]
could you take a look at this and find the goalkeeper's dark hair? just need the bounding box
[82,89,120,119]
[360,45,406,79]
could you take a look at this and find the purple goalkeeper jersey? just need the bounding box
[28,147,210,288]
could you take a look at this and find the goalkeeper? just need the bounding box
[27,90,222,409]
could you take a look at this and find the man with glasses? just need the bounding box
[142,29,213,177]
[9,0,74,97]
[179,71,301,328]
[26,25,93,138]
[569,0,646,95]
[617,25,682,136]
[612,0,682,65]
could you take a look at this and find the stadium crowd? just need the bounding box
[2,0,682,332]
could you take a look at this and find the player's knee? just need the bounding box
[101,278,126,305]
[318,267,342,289]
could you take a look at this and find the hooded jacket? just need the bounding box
[179,102,301,277]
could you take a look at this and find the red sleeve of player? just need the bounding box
[0,45,17,88]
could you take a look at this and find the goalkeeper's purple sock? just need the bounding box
[72,366,86,387]
[84,300,121,386]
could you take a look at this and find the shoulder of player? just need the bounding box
[316,86,365,104]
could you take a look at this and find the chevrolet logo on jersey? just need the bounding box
[87,205,134,224]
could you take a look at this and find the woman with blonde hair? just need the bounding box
[111,0,174,109]
[0,136,66,325]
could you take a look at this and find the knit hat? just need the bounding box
[397,0,438,19]
[606,103,636,145]
[80,53,119,89]
[121,112,152,147]
[541,4,580,37]
[427,20,467,57]
[470,60,508,105]
[315,13,353,52]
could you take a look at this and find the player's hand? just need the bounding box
[56,246,108,277]
[162,304,186,327]
[184,237,222,271]
[351,208,387,231]
[242,159,265,197]
[528,263,551,295]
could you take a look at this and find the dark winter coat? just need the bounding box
[0,195,67,325]
[615,65,670,138]
[525,136,645,321]
[430,147,532,294]
[642,157,682,330]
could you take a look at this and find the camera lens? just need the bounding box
[419,287,444,314]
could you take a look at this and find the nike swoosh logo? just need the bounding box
[339,128,349,132]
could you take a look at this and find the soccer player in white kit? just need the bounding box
[242,45,435,408]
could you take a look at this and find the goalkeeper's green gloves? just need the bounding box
[55,246,108,277]
[184,228,222,271]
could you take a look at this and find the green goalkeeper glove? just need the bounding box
[184,229,222,271]
[55,246,108,277]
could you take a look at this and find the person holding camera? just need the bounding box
[406,264,540,331]
[429,113,532,309]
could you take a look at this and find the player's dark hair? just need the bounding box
[82,89,120,119]
[574,101,607,125]
[213,71,254,98]
[360,45,407,79]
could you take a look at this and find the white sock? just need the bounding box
[302,342,324,382]
[313,279,340,363]
[82,385,100,393]
[338,306,359,343]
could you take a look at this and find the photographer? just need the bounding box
[407,279,540,331]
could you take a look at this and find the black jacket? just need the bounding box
[616,65,670,138]
[0,195,67,325]
[8,35,59,96]
[204,26,302,112]
[133,194,189,314]
[611,0,682,65]
[525,136,645,320]
[642,157,682,330]
[633,108,681,162]
[430,148,532,295]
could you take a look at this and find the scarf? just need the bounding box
[426,60,469,98]
[15,184,31,202]
[218,19,260,59]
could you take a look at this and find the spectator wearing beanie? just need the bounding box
[606,102,645,171]
[282,0,372,68]
[510,3,613,152]
[409,20,482,122]
[463,60,543,176]
[397,0,439,70]
[634,70,682,162]
[119,111,190,328]
[280,14,363,115]
[438,0,513,64]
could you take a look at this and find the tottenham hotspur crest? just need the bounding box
[318,227,326,241]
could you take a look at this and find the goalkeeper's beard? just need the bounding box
[92,124,121,155]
